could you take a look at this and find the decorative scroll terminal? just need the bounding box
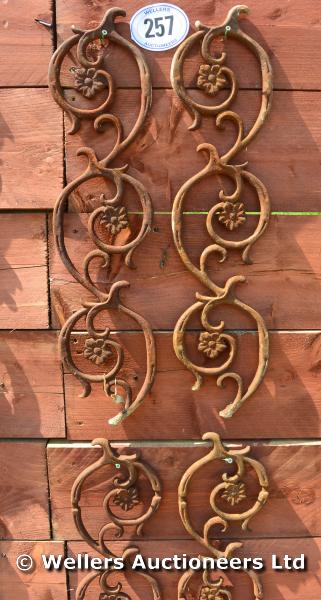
[49,8,155,424]
[171,6,272,417]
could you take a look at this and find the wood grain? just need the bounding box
[0,332,65,438]
[57,0,321,90]
[0,214,48,329]
[63,331,321,440]
[0,541,67,600]
[64,89,321,212]
[0,89,63,209]
[0,0,53,86]
[0,442,49,539]
[49,213,321,330]
[67,539,321,600]
[48,442,321,541]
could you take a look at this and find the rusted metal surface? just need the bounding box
[49,7,151,143]
[71,438,162,555]
[179,567,262,600]
[178,432,269,600]
[49,8,155,425]
[178,433,269,555]
[171,6,272,418]
[71,438,162,599]
[60,281,156,426]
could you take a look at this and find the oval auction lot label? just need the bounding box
[130,3,189,52]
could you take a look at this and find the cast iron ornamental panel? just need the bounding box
[71,435,269,599]
[71,438,162,599]
[48,5,272,600]
[48,8,155,426]
[178,433,269,600]
[171,5,273,418]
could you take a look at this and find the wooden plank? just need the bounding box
[63,331,321,440]
[49,214,321,330]
[68,539,321,600]
[0,214,48,329]
[0,89,63,209]
[0,541,67,600]
[0,332,65,438]
[0,442,49,539]
[64,90,321,212]
[57,0,321,90]
[48,443,321,540]
[0,0,53,86]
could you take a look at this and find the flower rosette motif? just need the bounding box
[113,486,140,512]
[221,482,246,506]
[73,66,106,98]
[83,337,113,366]
[198,332,228,359]
[199,584,231,600]
[200,146,270,265]
[99,590,130,600]
[197,64,227,96]
[100,204,129,236]
[218,201,246,231]
[175,289,260,419]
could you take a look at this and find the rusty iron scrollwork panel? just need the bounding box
[49,8,155,425]
[71,438,162,600]
[178,432,269,600]
[171,6,272,418]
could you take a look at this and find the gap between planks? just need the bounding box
[4,85,321,93]
[2,210,321,215]
[47,439,321,449]
[5,535,321,544]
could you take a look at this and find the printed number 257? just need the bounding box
[144,16,174,38]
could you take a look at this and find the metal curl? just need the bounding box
[49,7,155,426]
[54,157,152,301]
[171,5,272,419]
[178,432,268,599]
[59,281,156,425]
[173,280,269,418]
[49,7,152,163]
[75,551,161,600]
[76,7,126,69]
[71,438,162,557]
[178,431,269,557]
[178,564,263,600]
[171,4,272,143]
